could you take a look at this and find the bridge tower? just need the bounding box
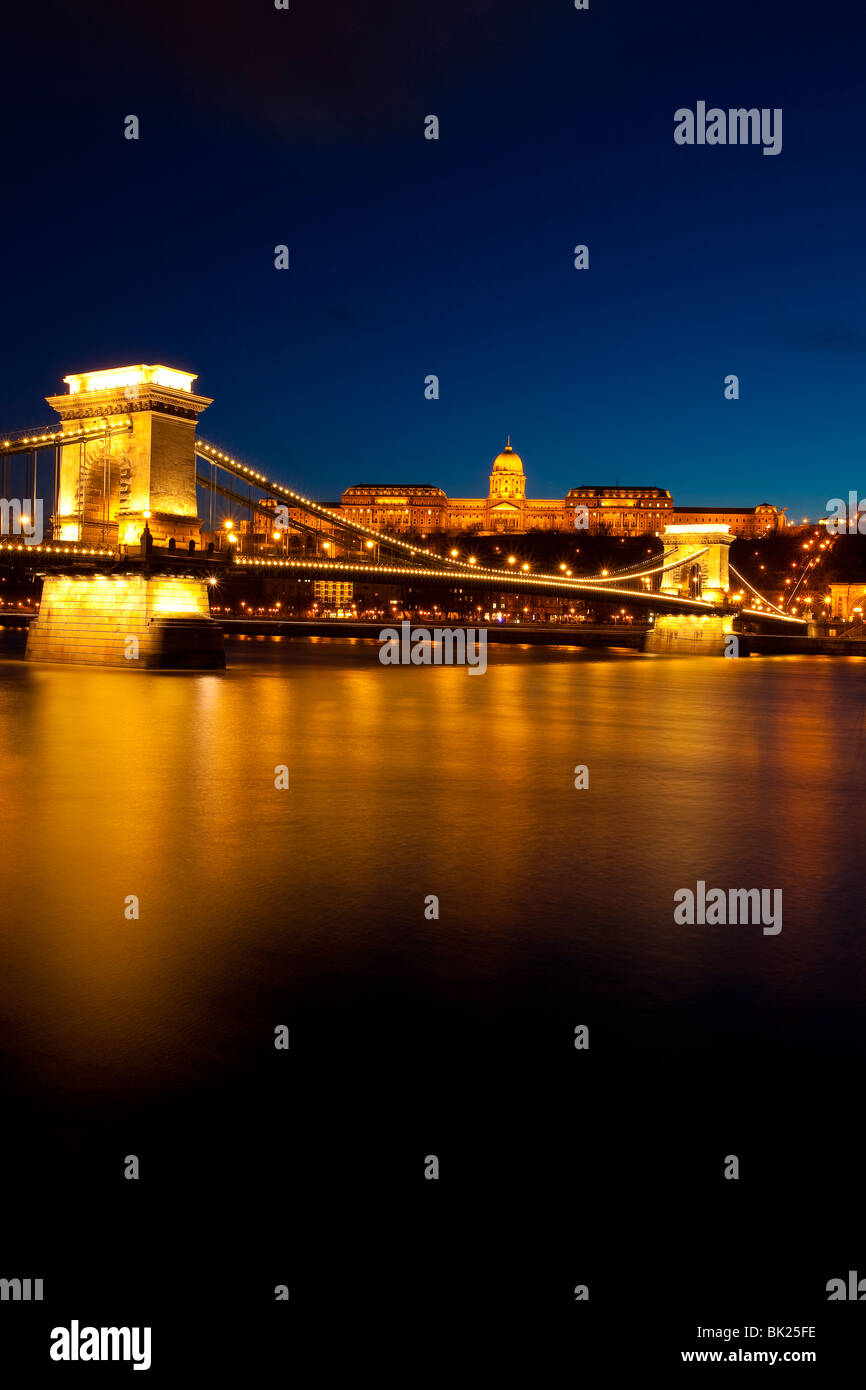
[646,523,735,654]
[48,364,212,547]
[658,524,733,603]
[26,364,224,669]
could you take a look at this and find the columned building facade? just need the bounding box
[339,441,786,539]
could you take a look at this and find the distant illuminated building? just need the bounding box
[313,580,354,606]
[340,484,450,534]
[341,440,783,538]
[827,582,866,622]
[448,441,549,532]
[341,441,669,535]
[564,485,673,534]
[672,504,786,537]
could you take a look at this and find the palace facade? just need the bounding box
[671,504,787,538]
[339,441,786,539]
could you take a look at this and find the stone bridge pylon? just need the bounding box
[26,364,225,669]
[646,524,735,655]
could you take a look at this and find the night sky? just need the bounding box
[2,0,864,518]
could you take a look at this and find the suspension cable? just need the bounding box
[728,563,788,616]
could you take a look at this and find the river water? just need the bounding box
[1,638,863,1361]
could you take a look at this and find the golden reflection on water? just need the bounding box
[0,645,863,1086]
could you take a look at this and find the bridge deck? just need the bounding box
[0,540,808,622]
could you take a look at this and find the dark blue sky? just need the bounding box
[2,0,864,518]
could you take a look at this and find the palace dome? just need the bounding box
[491,438,524,473]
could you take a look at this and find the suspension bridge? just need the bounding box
[0,364,806,665]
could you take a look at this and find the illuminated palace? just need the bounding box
[340,441,786,539]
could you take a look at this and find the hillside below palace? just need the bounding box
[339,440,786,539]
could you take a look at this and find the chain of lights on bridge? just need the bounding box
[0,420,133,453]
